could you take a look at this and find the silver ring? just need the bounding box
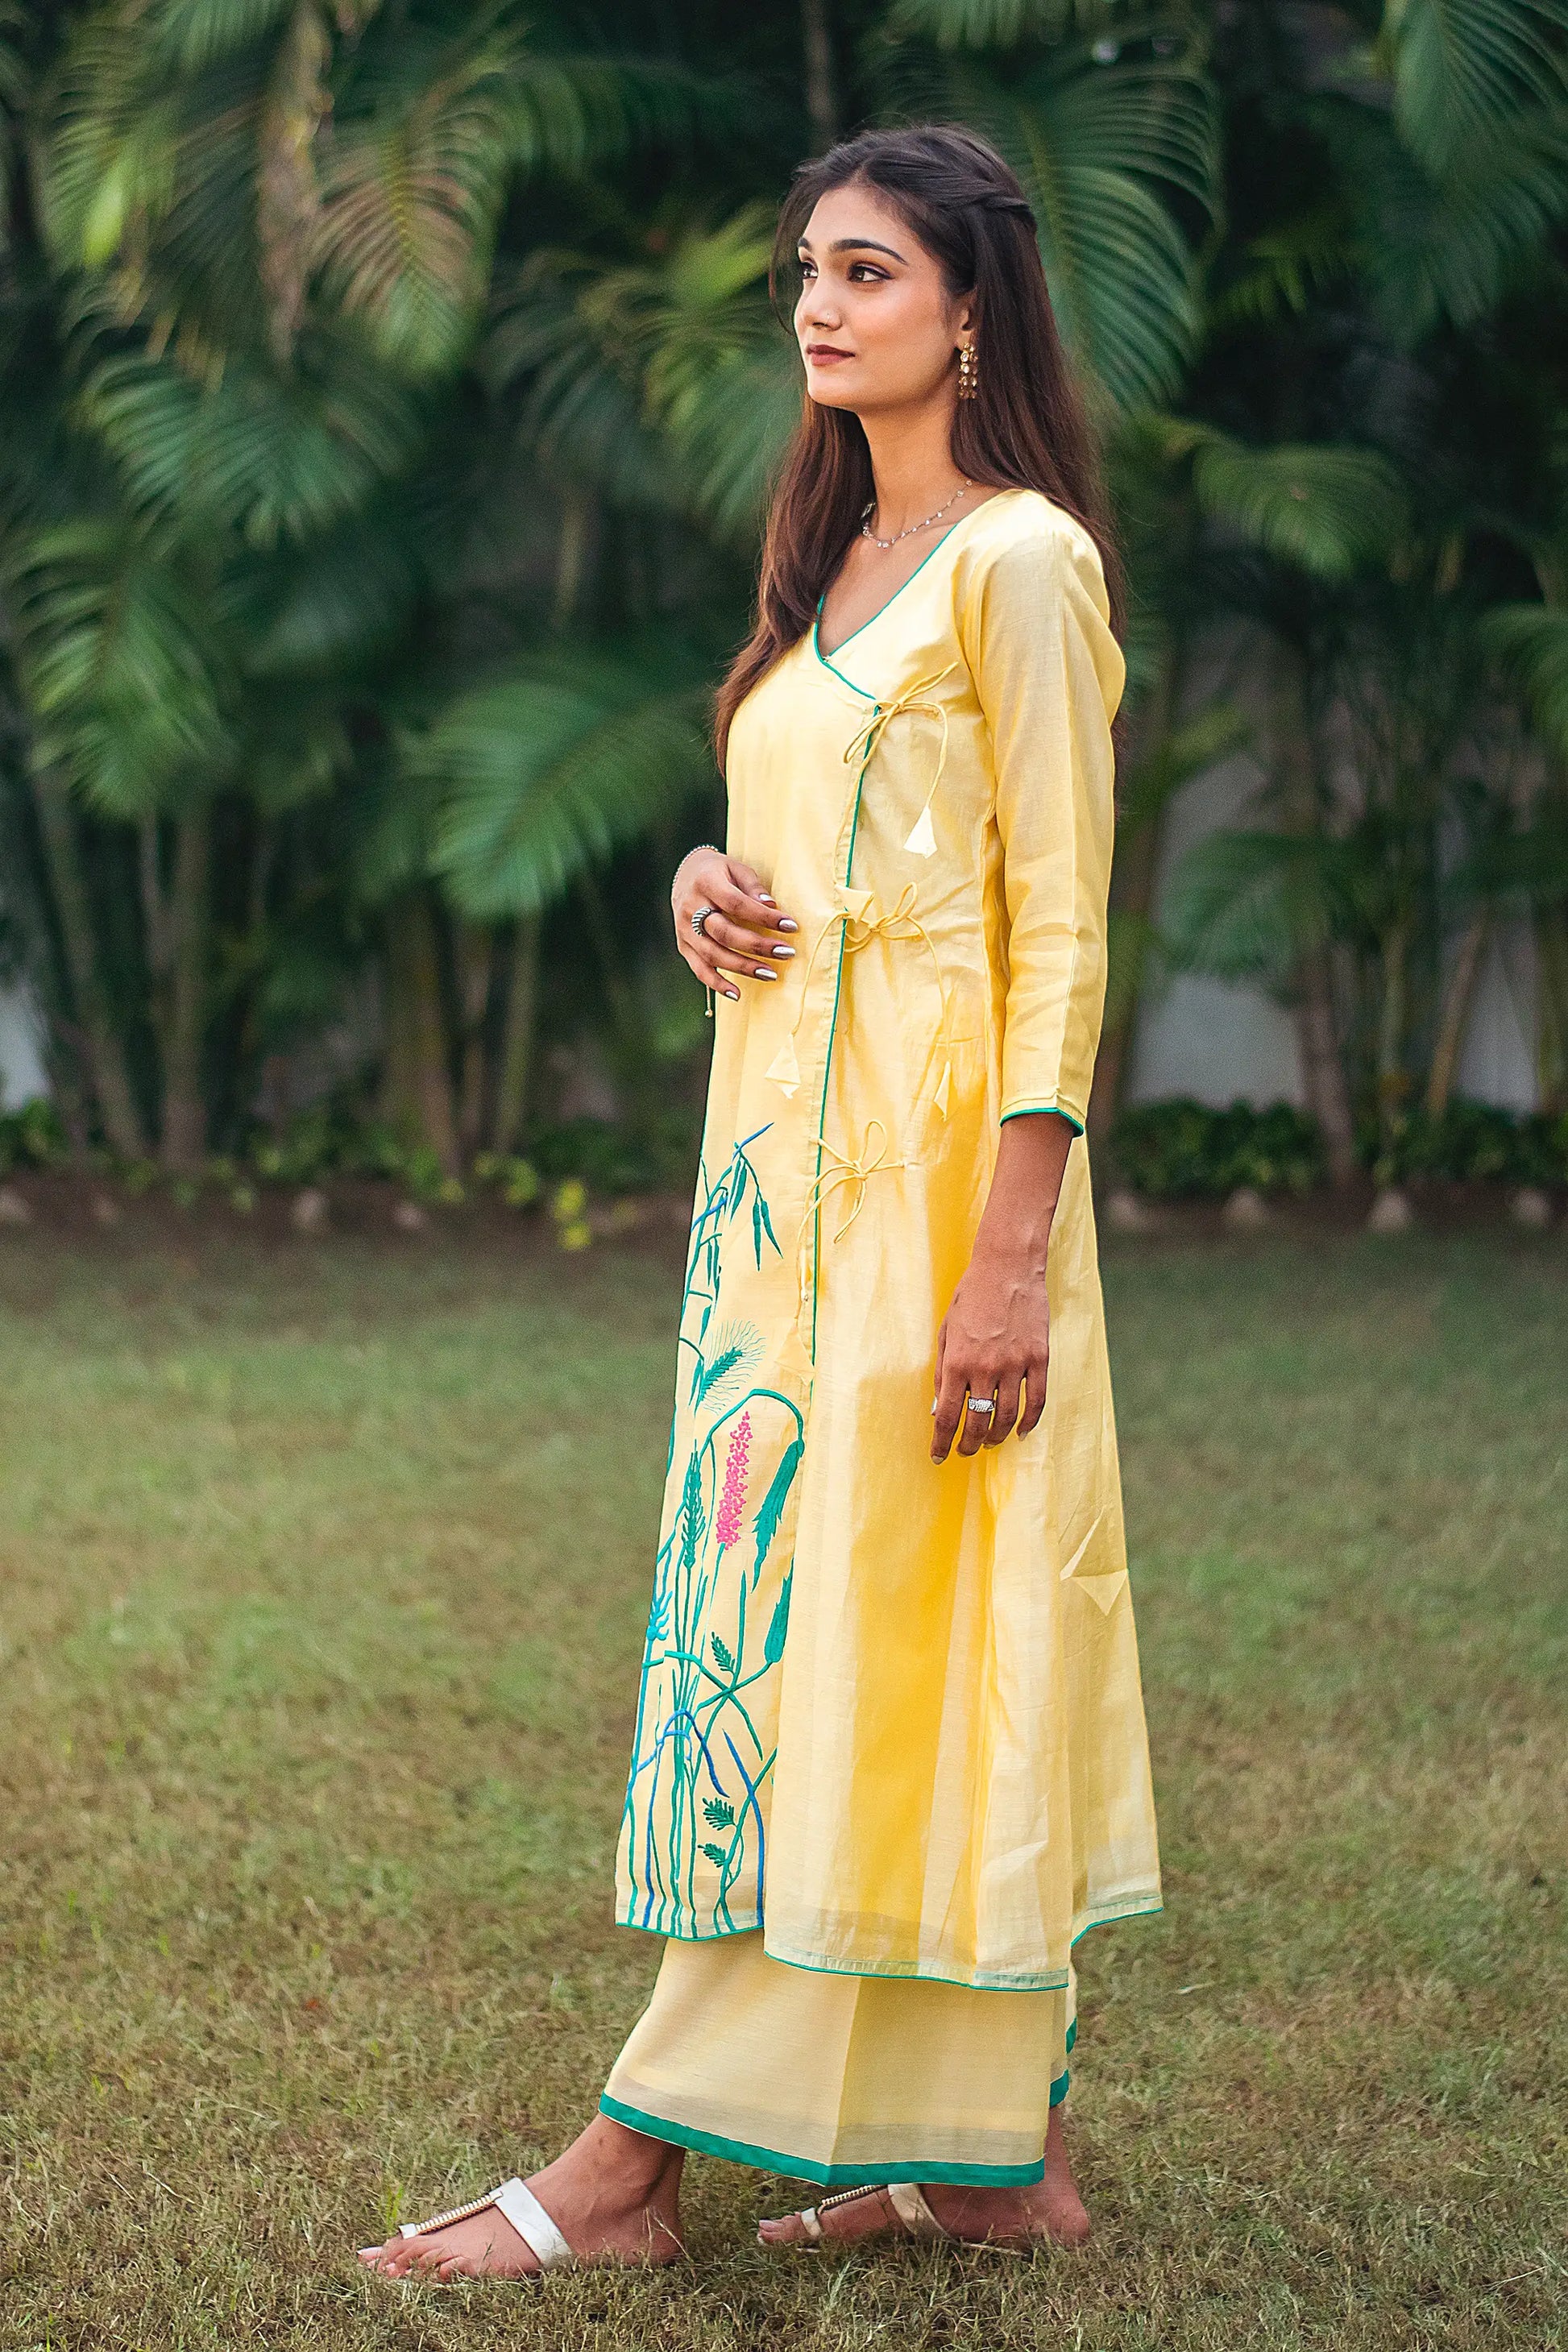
[964,1395,996,1416]
[691,904,716,937]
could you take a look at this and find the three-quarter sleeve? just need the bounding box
[960,519,1124,1135]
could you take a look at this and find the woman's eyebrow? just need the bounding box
[796,236,907,262]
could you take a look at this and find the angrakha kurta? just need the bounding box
[607,486,1159,2178]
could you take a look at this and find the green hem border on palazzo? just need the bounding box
[599,2096,1050,2188]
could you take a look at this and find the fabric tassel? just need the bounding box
[903,806,938,858]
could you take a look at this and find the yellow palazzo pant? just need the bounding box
[601,1933,1076,2188]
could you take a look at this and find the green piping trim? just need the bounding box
[1064,2016,1077,2055]
[811,509,979,671]
[599,2095,1047,2187]
[761,1939,1069,1993]
[1048,2068,1070,2108]
[808,757,868,1362]
[1070,1897,1164,1947]
[616,1898,1164,1985]
[1000,1101,1085,1138]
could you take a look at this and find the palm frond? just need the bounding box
[885,0,1114,39]
[1163,828,1359,986]
[73,332,424,547]
[418,642,716,919]
[147,0,311,75]
[1395,105,1568,333]
[312,21,522,375]
[230,498,423,678]
[4,518,232,813]
[1383,0,1568,176]
[935,44,1221,412]
[1118,698,1252,840]
[1159,422,1407,576]
[1485,602,1568,757]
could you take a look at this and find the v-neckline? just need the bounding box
[812,488,1017,668]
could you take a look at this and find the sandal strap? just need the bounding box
[886,2181,948,2239]
[398,2177,575,2271]
[491,2177,575,2270]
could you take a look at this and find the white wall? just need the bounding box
[1125,728,1308,1110]
[0,985,47,1110]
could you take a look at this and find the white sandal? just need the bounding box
[780,2180,952,2246]
[367,2176,576,2275]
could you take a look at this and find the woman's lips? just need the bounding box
[807,346,854,363]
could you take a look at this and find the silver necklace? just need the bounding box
[860,476,973,550]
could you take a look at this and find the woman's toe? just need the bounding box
[757,2213,809,2246]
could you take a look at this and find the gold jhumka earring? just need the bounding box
[957,340,979,399]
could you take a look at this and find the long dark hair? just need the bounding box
[712,122,1122,771]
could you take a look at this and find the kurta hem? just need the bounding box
[599,2097,1051,2188]
[612,1894,1165,1991]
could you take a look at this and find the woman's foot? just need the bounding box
[358,2113,686,2281]
[757,2106,1089,2252]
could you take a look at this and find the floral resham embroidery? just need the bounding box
[617,1126,803,1937]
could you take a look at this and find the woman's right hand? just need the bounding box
[672,848,799,1001]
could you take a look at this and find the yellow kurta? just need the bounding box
[615,485,1161,1994]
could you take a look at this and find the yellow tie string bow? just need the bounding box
[794,1118,907,1342]
[765,883,954,1115]
[840,661,960,860]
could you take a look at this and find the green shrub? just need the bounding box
[526,1110,699,1195]
[1370,1101,1568,1187]
[1110,1098,1324,1199]
[0,1099,68,1175]
[1114,1094,1568,1197]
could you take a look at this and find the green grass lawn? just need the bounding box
[1,1221,1564,2350]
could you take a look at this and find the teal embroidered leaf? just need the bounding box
[709,1632,736,1674]
[700,1841,730,1870]
[695,1344,745,1401]
[679,1454,703,1571]
[752,1437,803,1587]
[751,1194,764,1266]
[703,1798,735,1829]
[763,1570,793,1665]
[755,1188,780,1256]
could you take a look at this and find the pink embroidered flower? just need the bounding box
[715,1412,752,1550]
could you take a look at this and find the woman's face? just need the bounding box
[794,182,972,417]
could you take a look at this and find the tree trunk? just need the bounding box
[1375,915,1411,1164]
[1271,641,1358,1187]
[31,774,146,1157]
[382,890,460,1172]
[553,487,593,632]
[493,914,541,1155]
[1425,911,1487,1121]
[454,922,495,1155]
[578,866,650,1116]
[801,0,837,147]
[1535,908,1568,1116]
[160,803,212,1170]
[1295,944,1358,1186]
[1087,638,1184,1154]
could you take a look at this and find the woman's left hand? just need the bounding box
[928,1110,1076,1463]
[930,1244,1050,1461]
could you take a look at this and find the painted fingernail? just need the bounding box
[726,986,740,999]
[757,893,777,906]
[754,966,778,980]
[777,917,799,932]
[772,944,796,959]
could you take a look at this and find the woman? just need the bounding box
[360,120,1160,2281]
